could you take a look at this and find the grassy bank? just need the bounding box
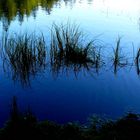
[0,97,139,140]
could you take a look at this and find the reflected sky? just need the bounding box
[0,0,140,126]
[0,0,140,48]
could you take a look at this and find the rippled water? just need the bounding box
[0,0,140,126]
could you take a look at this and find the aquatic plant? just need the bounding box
[50,23,103,77]
[112,38,127,74]
[1,33,47,86]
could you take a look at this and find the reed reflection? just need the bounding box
[0,23,103,86]
[50,24,103,78]
[135,48,140,75]
[112,38,128,75]
[0,23,136,87]
[1,33,46,87]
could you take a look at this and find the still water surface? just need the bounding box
[0,0,140,126]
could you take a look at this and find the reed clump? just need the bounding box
[1,33,47,86]
[50,23,102,75]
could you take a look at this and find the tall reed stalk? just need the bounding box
[112,38,127,74]
[135,48,140,75]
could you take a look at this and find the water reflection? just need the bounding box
[50,24,103,78]
[135,48,140,75]
[0,0,140,129]
[0,23,104,87]
[0,27,137,87]
[112,38,128,75]
[0,0,59,31]
[1,33,46,87]
[0,30,135,87]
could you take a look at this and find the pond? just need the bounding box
[0,0,140,126]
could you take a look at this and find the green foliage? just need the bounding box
[0,0,59,28]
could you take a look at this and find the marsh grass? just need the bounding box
[50,23,103,77]
[112,38,128,74]
[0,24,136,85]
[1,33,47,86]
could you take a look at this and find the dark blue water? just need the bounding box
[0,0,140,126]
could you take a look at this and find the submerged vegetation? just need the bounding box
[0,97,140,140]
